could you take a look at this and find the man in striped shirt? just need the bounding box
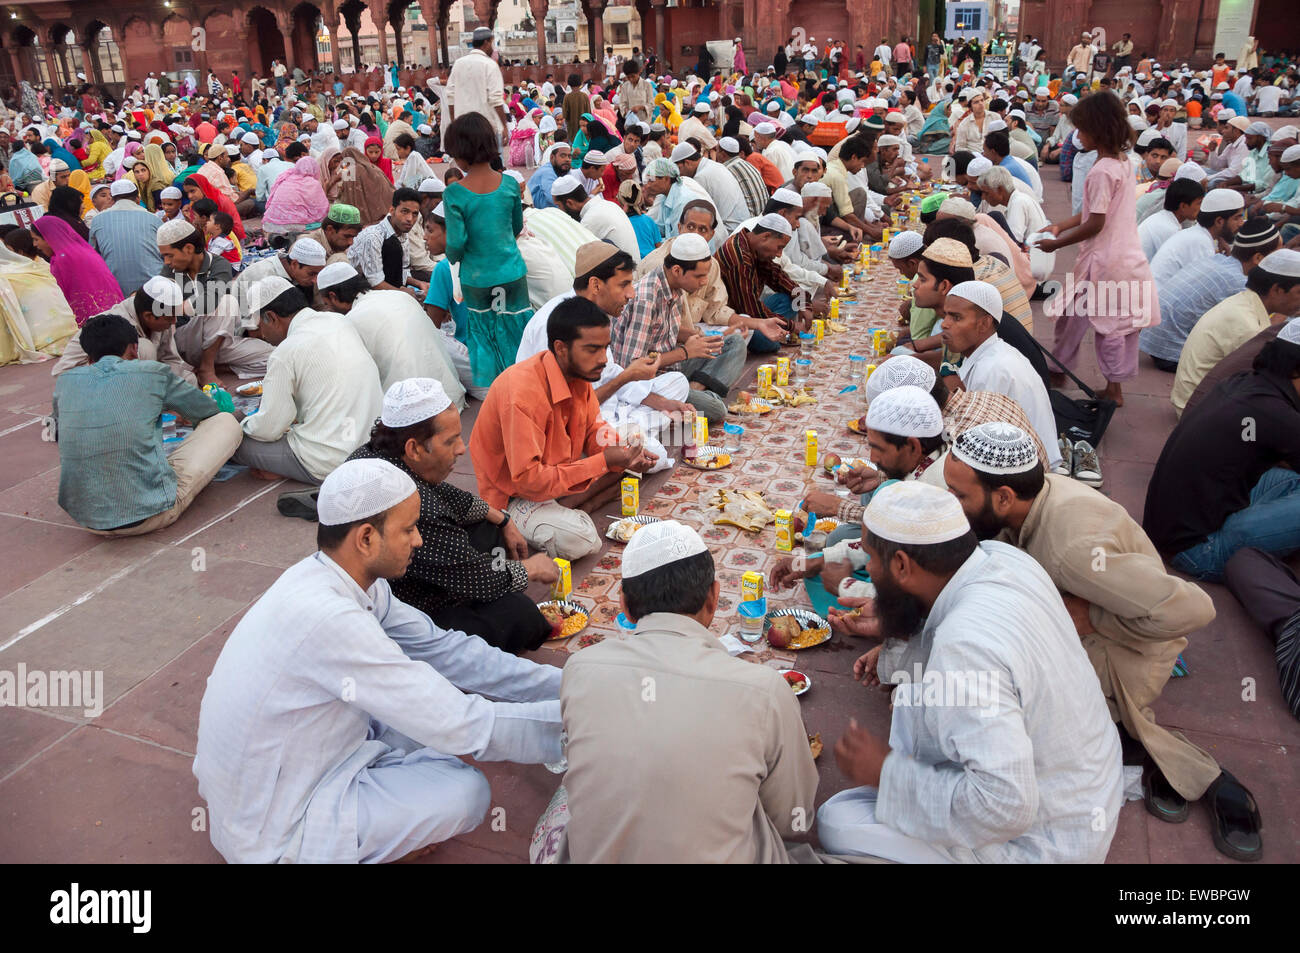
[715,214,815,350]
[719,137,769,219]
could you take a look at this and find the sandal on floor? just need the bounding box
[1205,771,1263,862]
[1142,759,1189,823]
[277,489,319,521]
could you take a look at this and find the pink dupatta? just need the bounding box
[33,216,124,325]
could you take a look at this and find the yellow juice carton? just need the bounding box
[865,362,877,381]
[775,509,793,551]
[812,319,825,343]
[620,476,639,517]
[805,429,818,467]
[757,363,774,396]
[694,415,709,449]
[775,356,790,386]
[550,558,572,601]
[742,570,764,603]
[829,298,840,320]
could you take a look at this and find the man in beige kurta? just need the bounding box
[52,287,195,385]
[943,425,1225,805]
[546,520,819,863]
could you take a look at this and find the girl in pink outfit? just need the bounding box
[1038,91,1159,407]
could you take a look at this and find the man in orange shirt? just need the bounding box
[739,132,782,194]
[470,296,659,560]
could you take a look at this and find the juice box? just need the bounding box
[756,364,774,396]
[741,570,764,603]
[829,298,840,320]
[805,429,818,467]
[550,558,572,601]
[620,476,639,517]
[812,319,824,342]
[865,362,877,381]
[775,356,790,386]
[694,415,709,449]
[774,509,793,551]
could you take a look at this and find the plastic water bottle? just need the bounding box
[722,422,744,453]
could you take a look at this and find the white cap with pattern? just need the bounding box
[864,356,936,404]
[382,377,453,428]
[865,384,944,438]
[621,519,710,579]
[863,481,970,545]
[951,422,1040,475]
[317,458,418,527]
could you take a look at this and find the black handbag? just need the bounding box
[1030,335,1118,448]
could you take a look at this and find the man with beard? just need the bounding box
[769,385,947,600]
[552,175,642,262]
[944,423,1263,862]
[815,481,1125,863]
[528,142,573,210]
[469,295,659,559]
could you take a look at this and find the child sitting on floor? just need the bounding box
[204,210,242,266]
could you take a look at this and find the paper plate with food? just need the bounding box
[781,669,812,696]
[702,488,774,533]
[235,381,264,397]
[605,514,661,543]
[684,446,733,470]
[846,416,867,435]
[764,608,832,650]
[727,390,774,414]
[537,600,590,641]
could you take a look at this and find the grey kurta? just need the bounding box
[556,612,819,863]
[1010,474,1221,799]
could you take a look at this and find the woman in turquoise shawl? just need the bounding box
[44,138,82,171]
[570,113,621,166]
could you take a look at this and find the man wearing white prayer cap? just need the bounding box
[238,131,264,168]
[51,274,197,383]
[1171,248,1300,415]
[717,134,770,219]
[194,454,566,864]
[1149,187,1245,285]
[671,139,749,233]
[772,383,951,598]
[942,422,1261,859]
[232,276,383,484]
[817,479,1125,864]
[234,236,327,302]
[314,257,467,403]
[544,518,819,863]
[552,168,643,263]
[941,280,1061,470]
[753,119,796,181]
[612,232,749,423]
[330,378,559,651]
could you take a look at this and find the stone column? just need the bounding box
[588,0,607,62]
[530,0,549,67]
[652,0,666,65]
[279,16,297,71]
[369,4,390,65]
[44,44,63,98]
[324,3,343,75]
[79,45,95,86]
[8,48,25,85]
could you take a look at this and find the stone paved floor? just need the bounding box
[0,153,1296,865]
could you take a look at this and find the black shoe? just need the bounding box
[1205,771,1263,862]
[276,489,319,521]
[1142,759,1189,824]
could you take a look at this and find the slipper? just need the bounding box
[1205,771,1263,862]
[1142,759,1188,823]
[276,488,319,521]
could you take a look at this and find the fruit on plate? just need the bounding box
[823,452,842,473]
[784,671,808,693]
[700,452,732,468]
[808,733,823,759]
[767,615,803,648]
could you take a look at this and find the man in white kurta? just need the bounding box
[444,30,509,153]
[1148,188,1244,284]
[194,458,562,863]
[315,263,466,409]
[233,277,384,484]
[817,482,1124,863]
[944,281,1061,469]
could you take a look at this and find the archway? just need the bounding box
[291,3,322,73]
[248,7,287,77]
[82,21,124,86]
[387,1,419,70]
[339,0,367,73]
[48,23,78,89]
[12,25,50,89]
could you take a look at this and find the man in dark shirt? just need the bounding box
[348,377,559,652]
[1143,325,1300,582]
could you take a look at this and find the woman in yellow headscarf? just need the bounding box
[66,169,93,217]
[82,130,111,181]
[127,144,175,212]
[653,91,683,131]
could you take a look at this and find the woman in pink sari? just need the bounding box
[114,142,142,180]
[31,217,123,326]
[262,156,330,237]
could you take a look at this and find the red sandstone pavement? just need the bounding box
[0,165,1296,866]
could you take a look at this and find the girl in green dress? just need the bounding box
[441,113,534,389]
